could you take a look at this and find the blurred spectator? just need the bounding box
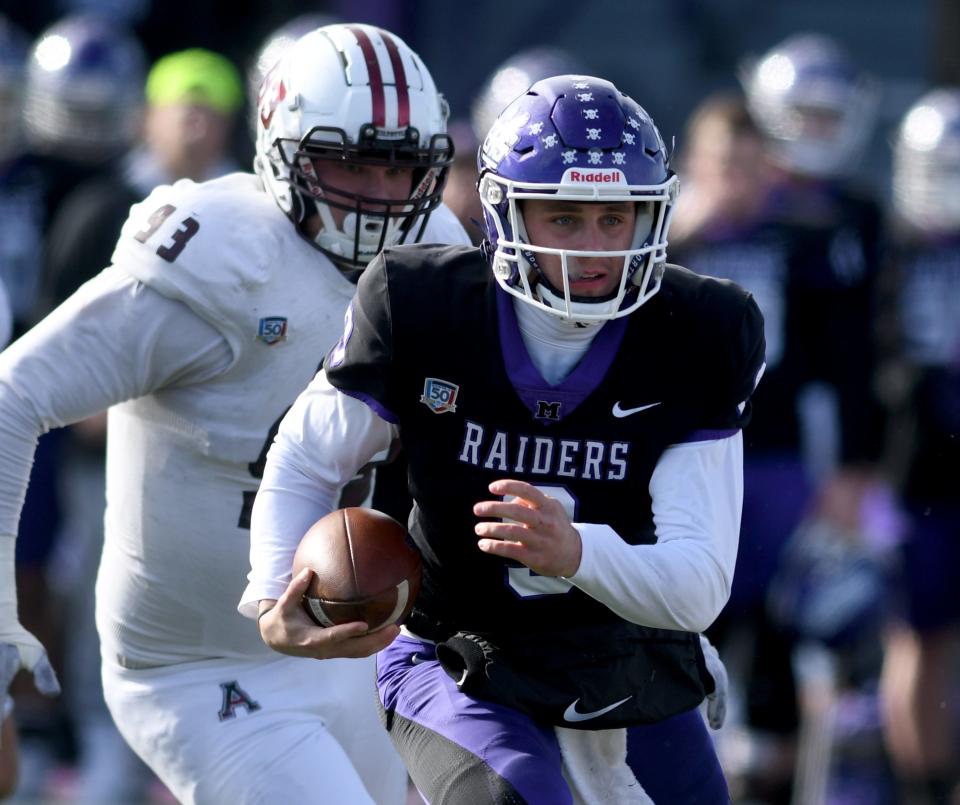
[23,12,146,223]
[23,12,143,162]
[671,91,778,243]
[740,32,888,553]
[138,49,242,181]
[742,33,878,185]
[738,32,892,802]
[670,90,806,803]
[879,87,960,805]
[43,47,243,306]
[672,31,894,798]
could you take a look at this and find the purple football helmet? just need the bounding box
[894,88,960,232]
[741,33,878,178]
[478,74,678,322]
[24,13,146,162]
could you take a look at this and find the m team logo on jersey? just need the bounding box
[256,316,288,345]
[535,400,562,421]
[420,377,459,414]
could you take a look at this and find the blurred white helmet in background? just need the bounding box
[893,88,960,232]
[741,33,878,179]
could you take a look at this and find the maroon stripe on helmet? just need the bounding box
[348,26,385,127]
[380,32,410,128]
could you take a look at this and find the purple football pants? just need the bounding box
[377,634,729,804]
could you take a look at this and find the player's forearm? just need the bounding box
[240,373,398,618]
[569,524,731,632]
[0,384,45,541]
[0,538,20,625]
[240,452,340,618]
[567,434,743,632]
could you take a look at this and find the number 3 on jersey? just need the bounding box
[505,484,578,598]
[134,203,200,263]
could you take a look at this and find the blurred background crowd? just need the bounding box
[0,1,958,803]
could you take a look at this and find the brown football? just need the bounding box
[292,507,421,633]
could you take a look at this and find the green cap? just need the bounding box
[145,48,243,114]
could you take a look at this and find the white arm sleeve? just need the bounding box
[0,269,231,685]
[0,270,232,543]
[567,432,743,633]
[239,371,398,618]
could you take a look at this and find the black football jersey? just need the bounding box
[673,185,885,462]
[773,183,886,463]
[671,219,798,453]
[325,245,765,639]
[889,238,960,502]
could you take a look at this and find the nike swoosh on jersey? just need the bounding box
[562,695,633,723]
[611,401,661,418]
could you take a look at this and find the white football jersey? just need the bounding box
[96,172,469,667]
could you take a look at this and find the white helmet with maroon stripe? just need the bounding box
[254,23,453,270]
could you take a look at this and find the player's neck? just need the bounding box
[512,297,600,386]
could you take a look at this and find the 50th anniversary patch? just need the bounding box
[420,377,459,414]
[256,316,288,345]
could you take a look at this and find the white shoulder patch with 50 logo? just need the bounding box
[256,316,288,345]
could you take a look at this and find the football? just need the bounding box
[292,507,421,633]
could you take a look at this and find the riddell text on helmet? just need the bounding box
[561,168,624,183]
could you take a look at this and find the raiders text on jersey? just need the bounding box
[458,420,629,481]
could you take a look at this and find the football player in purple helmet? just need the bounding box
[247,74,766,803]
[879,88,960,805]
[741,32,878,180]
[23,13,146,164]
[734,34,891,800]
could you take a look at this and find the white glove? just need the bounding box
[0,538,60,698]
[0,638,60,699]
[699,633,727,730]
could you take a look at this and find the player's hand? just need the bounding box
[473,479,582,578]
[257,568,399,660]
[0,633,60,699]
[699,634,727,730]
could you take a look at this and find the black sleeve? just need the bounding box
[324,252,402,419]
[710,292,766,432]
